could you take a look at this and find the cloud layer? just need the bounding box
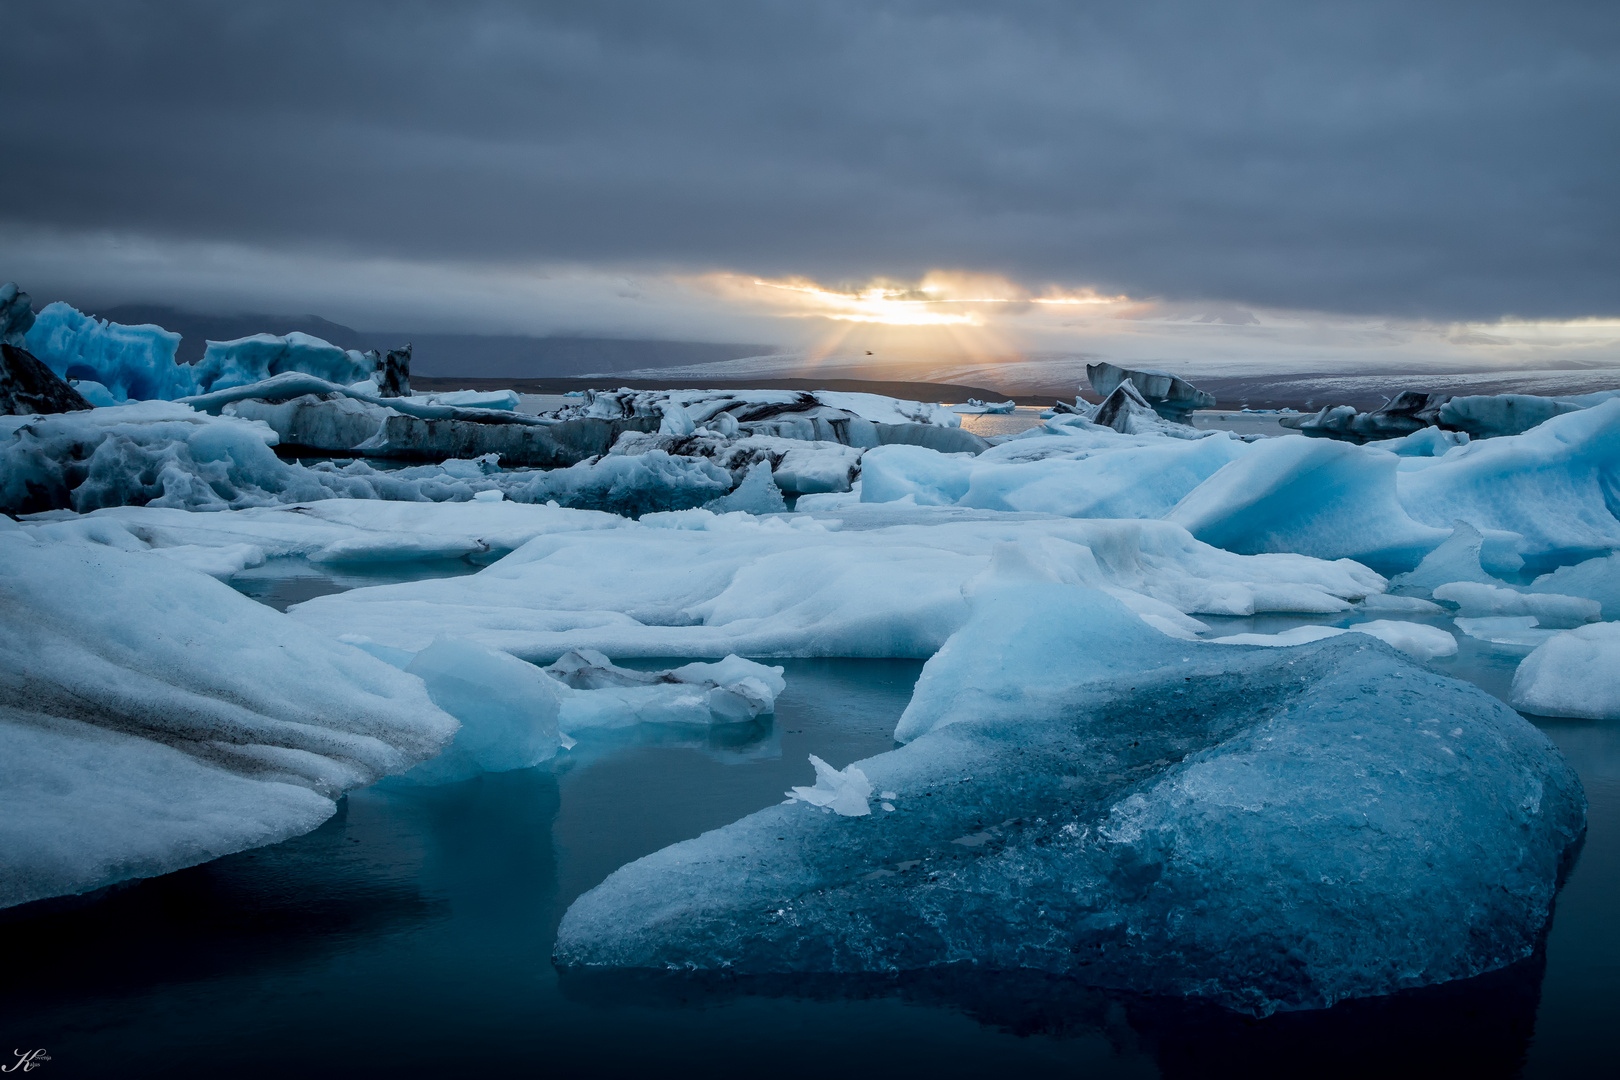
[3,0,1617,325]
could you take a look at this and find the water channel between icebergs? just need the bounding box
[1,555,1615,1079]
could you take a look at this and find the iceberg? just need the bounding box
[1387,520,1522,595]
[1431,581,1600,628]
[556,586,1583,1016]
[0,526,457,908]
[191,332,375,394]
[1086,362,1215,422]
[1168,436,1447,571]
[1526,552,1620,621]
[287,514,1384,661]
[1396,399,1620,561]
[546,650,786,730]
[1512,622,1620,719]
[702,460,787,515]
[392,637,564,784]
[24,301,194,402]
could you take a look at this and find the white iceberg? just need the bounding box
[1512,621,1620,719]
[0,526,457,909]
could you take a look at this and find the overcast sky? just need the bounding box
[3,0,1617,350]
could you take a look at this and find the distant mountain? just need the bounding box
[86,304,778,376]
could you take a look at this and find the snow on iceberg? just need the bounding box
[1511,621,1620,719]
[24,301,193,402]
[0,526,457,909]
[554,585,1585,1016]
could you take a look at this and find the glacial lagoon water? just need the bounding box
[1,563,1615,1078]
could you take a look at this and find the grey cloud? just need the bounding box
[3,0,1617,320]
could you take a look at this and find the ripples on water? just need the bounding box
[1,564,1614,1078]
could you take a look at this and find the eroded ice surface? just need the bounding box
[0,524,457,908]
[555,586,1586,1016]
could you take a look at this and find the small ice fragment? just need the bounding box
[881,802,895,812]
[785,754,873,817]
[880,791,897,800]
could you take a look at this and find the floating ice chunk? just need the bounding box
[1438,394,1588,438]
[556,588,1583,1015]
[785,755,873,817]
[418,389,520,410]
[546,650,785,730]
[703,460,787,515]
[0,530,456,908]
[1454,616,1557,647]
[1209,620,1457,661]
[1512,622,1620,719]
[1432,582,1599,628]
[395,637,563,784]
[24,301,192,401]
[1527,552,1620,621]
[1348,619,1459,659]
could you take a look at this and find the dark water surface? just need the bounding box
[2,590,1616,1077]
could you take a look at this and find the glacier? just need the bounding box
[554,585,1586,1016]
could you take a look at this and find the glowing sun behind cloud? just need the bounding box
[695,270,1134,372]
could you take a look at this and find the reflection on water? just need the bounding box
[2,606,1616,1075]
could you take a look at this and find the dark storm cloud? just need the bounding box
[3,0,1617,320]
